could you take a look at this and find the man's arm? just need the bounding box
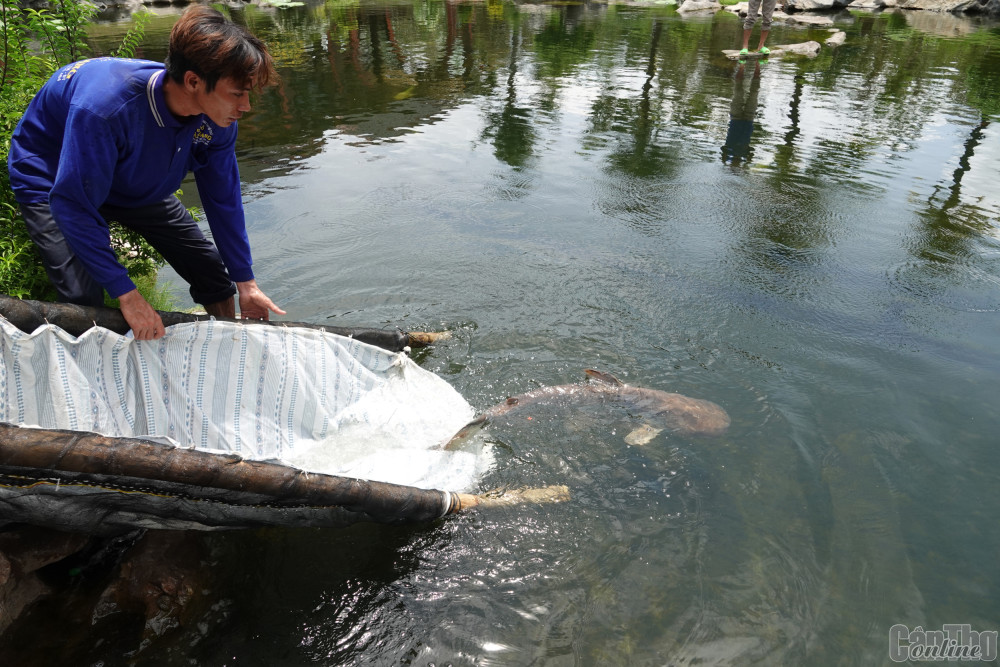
[50,107,168,339]
[194,125,284,320]
[192,127,255,282]
[50,106,137,299]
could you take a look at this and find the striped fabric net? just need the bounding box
[0,316,491,532]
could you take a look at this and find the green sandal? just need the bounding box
[758,46,771,55]
[739,48,749,55]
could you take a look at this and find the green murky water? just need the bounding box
[15,2,1000,664]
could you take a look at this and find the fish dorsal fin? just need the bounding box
[584,369,625,387]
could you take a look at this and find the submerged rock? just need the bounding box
[0,526,90,635]
[93,530,213,646]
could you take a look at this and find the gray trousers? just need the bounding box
[744,0,777,31]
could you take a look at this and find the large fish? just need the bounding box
[445,369,730,449]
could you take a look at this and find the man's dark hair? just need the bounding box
[165,5,276,92]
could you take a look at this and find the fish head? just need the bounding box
[623,387,731,437]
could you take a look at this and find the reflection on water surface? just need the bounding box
[15,1,1000,664]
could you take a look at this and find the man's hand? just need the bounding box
[118,289,165,340]
[236,279,286,321]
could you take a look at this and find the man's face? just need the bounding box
[194,76,252,127]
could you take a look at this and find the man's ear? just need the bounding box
[182,70,201,92]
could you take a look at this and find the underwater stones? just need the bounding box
[827,29,848,44]
[93,531,212,644]
[0,527,91,635]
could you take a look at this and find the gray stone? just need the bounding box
[773,40,824,54]
[677,0,723,12]
[786,0,854,9]
[786,13,838,24]
[898,0,1000,11]
[847,0,890,10]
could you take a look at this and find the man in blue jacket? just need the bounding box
[8,6,284,340]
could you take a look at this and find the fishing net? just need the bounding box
[0,315,489,532]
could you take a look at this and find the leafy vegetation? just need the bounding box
[110,8,150,59]
[0,2,171,308]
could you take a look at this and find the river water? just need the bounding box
[40,2,1000,664]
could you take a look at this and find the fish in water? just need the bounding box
[623,422,664,446]
[444,369,730,449]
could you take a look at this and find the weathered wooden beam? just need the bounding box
[0,295,449,352]
[0,424,457,524]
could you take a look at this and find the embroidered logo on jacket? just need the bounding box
[57,60,89,82]
[192,121,214,146]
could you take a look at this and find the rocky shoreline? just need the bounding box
[26,0,998,15]
[677,0,998,16]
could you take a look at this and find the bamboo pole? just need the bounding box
[452,485,571,510]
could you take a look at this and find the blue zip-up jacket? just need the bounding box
[8,57,254,298]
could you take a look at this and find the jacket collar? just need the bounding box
[146,69,186,128]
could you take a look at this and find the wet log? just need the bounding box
[0,295,449,352]
[0,424,460,527]
[0,424,570,533]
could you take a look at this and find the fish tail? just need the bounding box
[442,415,488,450]
[584,369,624,386]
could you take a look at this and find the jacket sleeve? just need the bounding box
[192,124,254,283]
[48,105,136,298]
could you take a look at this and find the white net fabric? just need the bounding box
[0,316,489,492]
